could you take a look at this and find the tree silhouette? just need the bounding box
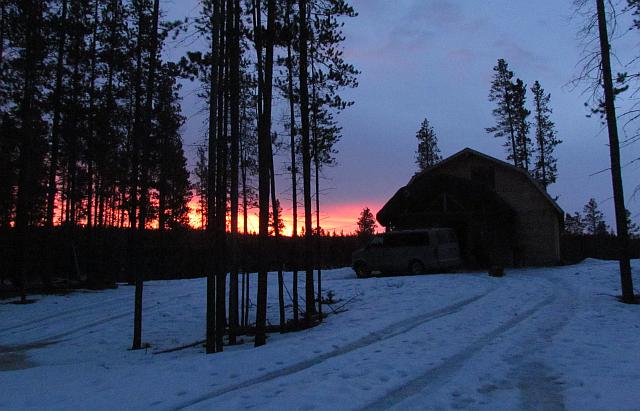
[356,207,377,241]
[415,118,442,171]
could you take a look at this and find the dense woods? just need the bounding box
[0,0,359,349]
[0,0,191,232]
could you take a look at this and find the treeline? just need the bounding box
[564,197,640,238]
[0,228,360,286]
[0,0,192,231]
[1,0,359,353]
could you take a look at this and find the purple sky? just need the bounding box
[165,0,640,232]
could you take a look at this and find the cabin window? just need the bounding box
[471,166,495,189]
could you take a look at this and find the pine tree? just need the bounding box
[308,0,358,320]
[268,198,285,236]
[487,59,520,167]
[281,0,299,327]
[355,207,377,241]
[582,198,606,235]
[415,118,441,171]
[575,0,635,302]
[194,146,208,229]
[512,78,532,171]
[626,209,640,239]
[531,80,561,189]
[255,0,277,347]
[227,0,241,347]
[298,0,316,326]
[156,63,191,230]
[564,212,585,235]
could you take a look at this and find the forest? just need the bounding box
[0,0,360,352]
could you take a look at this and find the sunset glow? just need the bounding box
[187,197,383,236]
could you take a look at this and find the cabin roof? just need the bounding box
[407,147,564,217]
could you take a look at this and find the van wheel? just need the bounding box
[355,263,371,278]
[409,260,425,275]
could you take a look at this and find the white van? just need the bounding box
[351,228,462,278]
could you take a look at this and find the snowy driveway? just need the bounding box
[1,260,639,410]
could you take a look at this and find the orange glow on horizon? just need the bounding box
[187,197,384,236]
[45,195,383,235]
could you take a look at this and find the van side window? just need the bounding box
[385,232,429,247]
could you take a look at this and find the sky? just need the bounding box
[165,0,640,234]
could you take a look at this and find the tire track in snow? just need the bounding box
[172,284,501,411]
[362,280,559,411]
[0,293,133,335]
[504,275,576,411]
[0,292,196,346]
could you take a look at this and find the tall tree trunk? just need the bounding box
[0,1,5,73]
[15,0,42,302]
[214,0,229,353]
[298,0,315,325]
[241,141,250,328]
[596,0,635,303]
[130,1,146,350]
[506,106,518,168]
[285,0,299,327]
[534,94,547,189]
[228,0,241,345]
[206,0,220,355]
[86,0,99,230]
[269,145,286,332]
[255,0,276,347]
[84,0,100,287]
[311,54,322,321]
[138,0,160,230]
[158,86,168,231]
[46,0,67,228]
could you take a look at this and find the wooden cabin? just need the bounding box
[376,148,563,267]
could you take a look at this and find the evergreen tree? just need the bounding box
[512,78,532,171]
[574,0,635,302]
[531,80,561,189]
[194,145,208,229]
[155,63,191,230]
[298,0,315,325]
[355,207,377,240]
[626,209,640,239]
[582,198,606,235]
[268,198,285,236]
[595,220,610,237]
[415,117,441,171]
[307,0,358,320]
[487,59,520,167]
[565,212,585,235]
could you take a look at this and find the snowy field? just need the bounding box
[1,259,639,410]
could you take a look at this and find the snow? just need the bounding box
[1,259,639,410]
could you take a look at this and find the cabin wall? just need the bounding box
[430,155,561,266]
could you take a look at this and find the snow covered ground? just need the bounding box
[1,259,639,410]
